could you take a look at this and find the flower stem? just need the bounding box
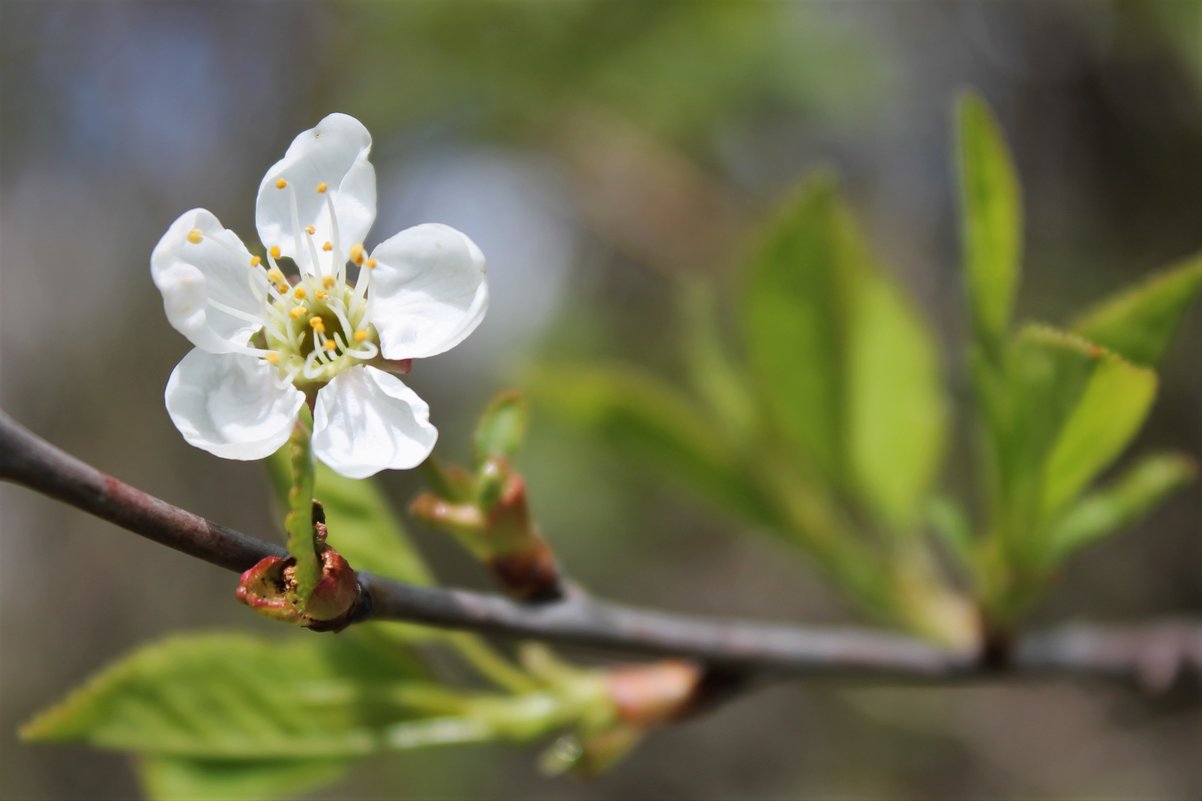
[284,406,320,600]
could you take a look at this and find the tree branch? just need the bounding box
[2,410,1199,688]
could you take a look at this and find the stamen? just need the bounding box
[323,340,337,352]
[289,306,307,320]
[270,245,282,260]
[294,287,307,300]
[275,178,288,189]
[265,352,280,365]
[287,185,311,275]
[323,193,344,281]
[322,276,336,289]
[266,268,286,284]
[366,258,377,269]
[349,243,365,265]
[250,256,262,267]
[315,290,328,301]
[305,225,316,235]
[186,228,203,244]
[206,298,263,324]
[316,182,328,193]
[309,316,326,333]
[353,330,368,343]
[322,241,333,252]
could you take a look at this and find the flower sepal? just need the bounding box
[235,539,366,631]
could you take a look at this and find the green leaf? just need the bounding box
[138,756,348,801]
[1071,253,1202,366]
[474,390,529,467]
[1048,452,1194,562]
[528,363,779,526]
[678,280,756,437]
[956,90,1022,351]
[990,326,1158,543]
[742,174,946,529]
[21,633,486,759]
[742,173,855,481]
[847,274,947,530]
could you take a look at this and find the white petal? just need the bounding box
[367,224,489,360]
[151,209,267,353]
[255,113,376,270]
[165,348,304,460]
[312,366,437,478]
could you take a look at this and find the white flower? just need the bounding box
[151,113,488,478]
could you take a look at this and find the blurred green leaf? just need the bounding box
[1048,452,1194,563]
[21,633,485,759]
[138,756,347,801]
[990,326,1157,545]
[528,363,779,526]
[679,281,756,437]
[1071,253,1202,366]
[1048,449,1187,560]
[474,390,529,468]
[926,495,975,572]
[956,91,1022,353]
[743,174,853,482]
[847,275,947,530]
[742,174,946,530]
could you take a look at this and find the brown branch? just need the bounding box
[2,410,1199,688]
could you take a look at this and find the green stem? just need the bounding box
[451,634,540,693]
[284,406,320,599]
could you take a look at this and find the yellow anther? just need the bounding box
[316,182,328,193]
[249,255,262,267]
[349,243,365,265]
[293,287,307,299]
[265,352,280,365]
[322,275,336,289]
[365,258,377,269]
[309,316,325,330]
[353,330,368,343]
[275,178,288,189]
[315,290,328,300]
[305,225,316,235]
[322,241,333,252]
[323,340,337,352]
[289,306,306,320]
[277,284,289,295]
[186,228,203,244]
[266,268,286,284]
[269,245,282,260]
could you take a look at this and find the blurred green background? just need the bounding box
[2,1,1200,798]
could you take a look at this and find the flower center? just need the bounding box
[246,179,380,387]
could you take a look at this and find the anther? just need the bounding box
[316,182,328,193]
[275,178,288,189]
[250,255,262,267]
[309,317,326,333]
[349,243,365,265]
[315,290,328,300]
[323,340,337,352]
[186,228,203,244]
[305,225,316,235]
[265,352,281,365]
[322,241,333,252]
[294,287,307,299]
[269,245,282,260]
[289,306,306,320]
[322,276,336,289]
[365,258,377,269]
[353,330,368,343]
[266,268,286,284]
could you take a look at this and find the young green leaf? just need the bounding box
[528,363,780,526]
[1048,452,1194,563]
[742,173,856,482]
[1070,253,1202,366]
[847,274,947,531]
[956,91,1022,352]
[742,174,946,530]
[989,326,1158,546]
[138,756,348,801]
[474,390,529,467]
[21,634,480,759]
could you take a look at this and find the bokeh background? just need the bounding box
[2,1,1201,798]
